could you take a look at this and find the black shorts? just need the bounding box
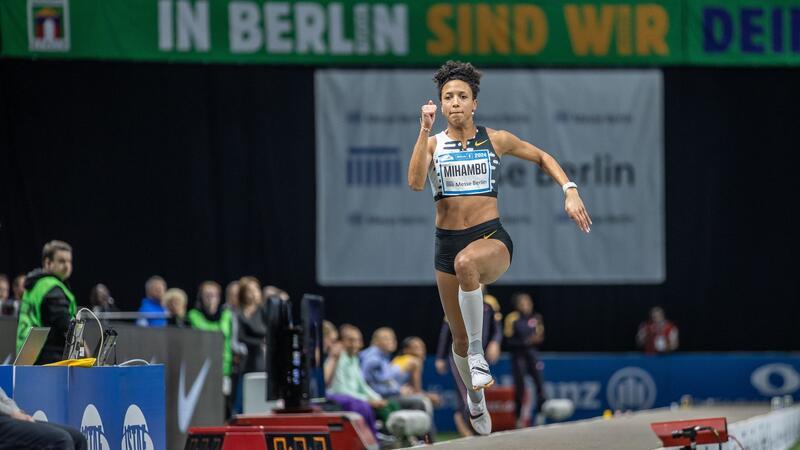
[435,218,514,275]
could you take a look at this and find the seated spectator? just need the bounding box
[361,328,435,420]
[392,337,441,407]
[12,274,25,302]
[327,325,396,421]
[636,306,679,354]
[89,283,118,316]
[322,320,343,386]
[0,273,15,316]
[361,327,409,397]
[137,276,167,327]
[225,280,240,311]
[263,285,290,301]
[163,288,188,327]
[323,323,386,443]
[236,276,266,374]
[0,386,87,450]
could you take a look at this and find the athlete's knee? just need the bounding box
[453,253,477,276]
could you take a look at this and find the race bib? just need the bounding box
[436,150,492,196]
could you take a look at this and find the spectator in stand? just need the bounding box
[0,274,8,300]
[0,274,13,316]
[636,306,679,354]
[392,337,442,407]
[225,280,240,311]
[322,321,342,386]
[1,274,21,317]
[237,276,266,374]
[361,327,434,422]
[322,322,388,444]
[263,285,290,301]
[137,276,167,327]
[89,283,118,316]
[435,287,503,437]
[327,325,399,426]
[163,288,188,327]
[0,386,87,450]
[12,274,26,303]
[504,292,547,428]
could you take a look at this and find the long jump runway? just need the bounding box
[419,405,775,450]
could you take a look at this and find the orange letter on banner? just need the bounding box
[476,4,510,55]
[636,4,669,55]
[294,437,307,450]
[616,5,632,55]
[313,437,328,450]
[427,4,454,55]
[273,437,287,450]
[514,5,547,55]
[564,5,615,56]
[458,4,472,54]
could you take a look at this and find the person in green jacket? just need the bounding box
[187,281,233,412]
[16,240,77,364]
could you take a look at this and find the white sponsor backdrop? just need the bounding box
[316,70,664,285]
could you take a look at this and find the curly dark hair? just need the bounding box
[433,60,482,99]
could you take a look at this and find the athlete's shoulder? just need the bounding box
[485,127,515,141]
[485,128,521,156]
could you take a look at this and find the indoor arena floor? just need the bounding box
[419,404,769,450]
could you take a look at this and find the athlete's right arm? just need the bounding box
[407,101,436,191]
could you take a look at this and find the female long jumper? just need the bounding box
[407,61,592,436]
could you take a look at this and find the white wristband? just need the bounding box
[562,182,578,194]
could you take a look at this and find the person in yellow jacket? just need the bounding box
[16,241,77,364]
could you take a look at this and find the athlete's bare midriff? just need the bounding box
[435,195,500,230]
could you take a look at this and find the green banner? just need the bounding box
[0,0,684,64]
[687,0,800,65]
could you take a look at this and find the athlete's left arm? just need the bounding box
[491,129,592,233]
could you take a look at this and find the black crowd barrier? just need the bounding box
[0,316,224,450]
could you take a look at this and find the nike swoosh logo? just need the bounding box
[483,230,498,239]
[178,358,211,432]
[475,139,488,147]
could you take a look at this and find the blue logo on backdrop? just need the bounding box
[606,367,657,410]
[347,147,402,187]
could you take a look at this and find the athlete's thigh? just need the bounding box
[436,270,466,339]
[458,238,511,284]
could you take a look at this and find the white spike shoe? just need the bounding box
[467,391,492,436]
[467,353,494,390]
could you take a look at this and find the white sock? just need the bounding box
[459,286,484,355]
[452,346,483,404]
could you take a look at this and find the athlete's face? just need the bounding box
[440,80,477,127]
[44,250,72,281]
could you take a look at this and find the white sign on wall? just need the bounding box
[316,69,664,285]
